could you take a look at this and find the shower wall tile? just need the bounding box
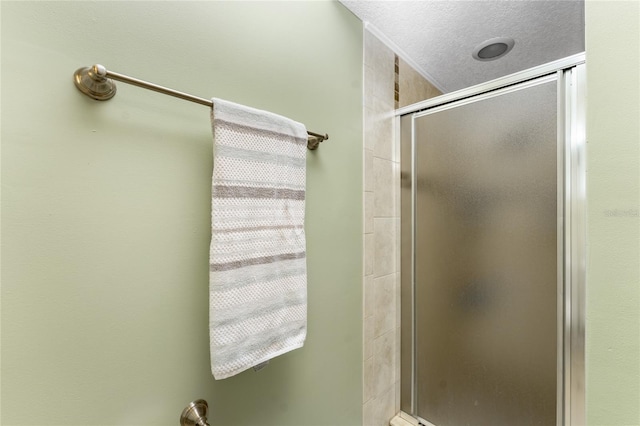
[364,106,376,151]
[364,274,374,319]
[365,66,393,109]
[363,27,398,426]
[364,315,374,360]
[373,115,394,161]
[364,233,374,276]
[365,30,393,76]
[364,149,373,192]
[372,66,395,105]
[364,356,375,403]
[373,158,394,217]
[364,34,394,103]
[364,67,393,113]
[362,27,441,426]
[364,191,374,234]
[365,109,393,161]
[373,330,396,397]
[370,381,396,426]
[398,57,442,108]
[364,65,375,107]
[370,88,393,116]
[373,274,396,337]
[374,218,396,277]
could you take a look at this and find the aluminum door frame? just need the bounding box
[398,54,586,426]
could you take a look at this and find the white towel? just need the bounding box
[209,98,307,380]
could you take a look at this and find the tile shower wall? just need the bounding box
[397,58,442,108]
[362,29,441,426]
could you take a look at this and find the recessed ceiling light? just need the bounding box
[472,37,515,61]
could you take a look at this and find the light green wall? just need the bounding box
[0,2,363,425]
[585,1,640,425]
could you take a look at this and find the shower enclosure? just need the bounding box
[399,54,585,426]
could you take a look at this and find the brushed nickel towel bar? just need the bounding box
[73,64,329,150]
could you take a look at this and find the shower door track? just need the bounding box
[396,52,586,426]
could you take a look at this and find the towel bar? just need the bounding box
[73,64,329,150]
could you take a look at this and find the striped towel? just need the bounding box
[209,98,308,380]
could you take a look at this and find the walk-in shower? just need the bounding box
[398,54,586,426]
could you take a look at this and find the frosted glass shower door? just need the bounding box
[413,77,559,426]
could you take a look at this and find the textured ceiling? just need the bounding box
[340,0,585,93]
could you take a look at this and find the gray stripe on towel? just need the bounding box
[213,185,305,200]
[210,262,306,292]
[212,244,305,264]
[215,144,305,168]
[210,251,306,272]
[216,178,305,190]
[213,224,304,234]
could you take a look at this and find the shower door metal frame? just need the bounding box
[398,53,586,426]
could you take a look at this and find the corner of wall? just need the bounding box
[362,28,441,426]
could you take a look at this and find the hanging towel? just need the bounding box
[209,98,308,380]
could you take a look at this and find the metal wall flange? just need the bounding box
[180,399,210,426]
[73,64,117,101]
